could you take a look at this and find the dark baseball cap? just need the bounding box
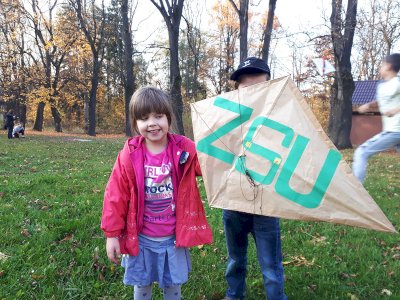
[230,57,271,81]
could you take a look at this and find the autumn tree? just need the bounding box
[57,29,92,129]
[69,0,107,136]
[22,0,75,132]
[149,0,185,134]
[329,0,358,149]
[0,0,28,125]
[206,0,239,94]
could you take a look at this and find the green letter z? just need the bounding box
[197,96,253,165]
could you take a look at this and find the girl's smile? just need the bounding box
[137,112,169,152]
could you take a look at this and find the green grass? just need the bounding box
[0,133,399,300]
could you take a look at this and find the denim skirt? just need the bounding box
[121,235,191,288]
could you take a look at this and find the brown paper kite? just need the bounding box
[191,76,396,233]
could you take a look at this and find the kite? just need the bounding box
[190,76,396,233]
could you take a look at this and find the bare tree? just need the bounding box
[379,0,400,56]
[354,0,400,80]
[261,0,277,62]
[149,0,185,134]
[228,0,249,62]
[70,0,107,136]
[329,0,358,149]
[182,3,206,101]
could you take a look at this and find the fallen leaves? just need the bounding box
[21,229,31,237]
[93,246,106,281]
[346,293,359,300]
[310,235,328,246]
[392,253,400,260]
[339,272,358,280]
[61,234,74,242]
[307,284,317,292]
[27,199,52,211]
[0,252,10,262]
[31,274,46,280]
[381,289,392,296]
[282,255,316,267]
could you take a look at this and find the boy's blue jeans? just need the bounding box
[223,210,287,300]
[353,131,400,183]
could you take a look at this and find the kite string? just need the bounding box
[192,96,261,203]
[237,87,261,202]
[237,156,260,203]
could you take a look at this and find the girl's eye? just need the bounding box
[155,114,163,119]
[140,116,148,121]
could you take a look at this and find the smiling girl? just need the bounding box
[101,87,213,300]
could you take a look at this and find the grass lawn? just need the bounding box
[0,132,399,300]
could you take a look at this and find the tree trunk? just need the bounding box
[261,0,277,63]
[228,0,249,62]
[19,102,27,128]
[84,92,89,132]
[33,102,46,131]
[169,28,185,134]
[150,0,185,135]
[88,59,100,136]
[121,0,134,137]
[50,104,63,132]
[328,69,354,148]
[71,0,106,137]
[239,5,248,62]
[328,0,358,149]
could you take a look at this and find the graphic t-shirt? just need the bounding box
[141,146,176,237]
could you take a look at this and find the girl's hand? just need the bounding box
[106,237,121,264]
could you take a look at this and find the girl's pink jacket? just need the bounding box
[101,133,213,256]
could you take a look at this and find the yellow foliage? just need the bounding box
[306,94,330,132]
[211,0,240,31]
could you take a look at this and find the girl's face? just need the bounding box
[136,112,169,148]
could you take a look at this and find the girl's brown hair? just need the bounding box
[129,86,176,134]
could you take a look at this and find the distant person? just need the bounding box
[222,57,287,300]
[101,87,212,300]
[5,109,15,139]
[353,53,400,183]
[12,122,25,138]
